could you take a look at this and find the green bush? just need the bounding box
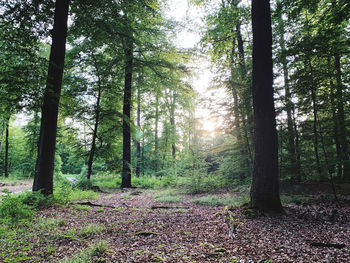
[21,191,52,207]
[54,180,73,205]
[0,194,35,225]
[74,176,93,190]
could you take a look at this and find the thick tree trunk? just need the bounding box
[87,84,102,180]
[334,53,350,180]
[33,0,70,195]
[121,41,133,188]
[250,0,282,212]
[4,117,9,178]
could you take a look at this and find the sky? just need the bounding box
[14,0,227,134]
[164,0,226,135]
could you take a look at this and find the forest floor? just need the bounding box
[2,184,350,262]
[0,179,31,195]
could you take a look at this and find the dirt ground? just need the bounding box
[0,179,32,195]
[4,188,348,263]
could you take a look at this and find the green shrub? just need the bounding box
[0,194,35,225]
[53,180,73,205]
[20,191,52,207]
[133,176,161,188]
[60,240,109,263]
[71,190,99,201]
[74,176,93,190]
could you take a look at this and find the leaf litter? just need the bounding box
[3,190,350,262]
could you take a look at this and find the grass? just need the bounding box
[155,189,185,203]
[79,223,105,237]
[74,204,91,211]
[71,190,99,201]
[60,240,110,263]
[192,194,247,207]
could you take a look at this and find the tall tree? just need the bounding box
[250,0,283,211]
[33,0,70,195]
[4,118,10,178]
[121,38,134,188]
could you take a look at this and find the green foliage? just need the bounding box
[155,189,184,203]
[60,240,109,263]
[79,223,105,237]
[0,228,32,263]
[0,194,35,225]
[193,194,247,207]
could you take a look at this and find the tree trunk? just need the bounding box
[87,84,102,180]
[0,119,5,156]
[276,0,300,181]
[33,0,70,195]
[310,77,323,180]
[250,0,283,212]
[4,117,9,178]
[136,84,141,177]
[154,92,159,171]
[170,90,176,159]
[334,53,350,180]
[121,40,133,188]
[330,80,342,178]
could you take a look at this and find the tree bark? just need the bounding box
[154,91,159,171]
[170,90,176,159]
[4,117,9,178]
[136,84,141,177]
[276,0,300,181]
[121,40,133,188]
[33,0,70,195]
[250,0,283,212]
[87,84,102,180]
[334,53,349,180]
[0,119,5,156]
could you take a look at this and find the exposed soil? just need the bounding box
[5,188,349,263]
[0,179,32,195]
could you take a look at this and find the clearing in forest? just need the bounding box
[1,188,349,262]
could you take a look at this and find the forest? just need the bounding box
[0,0,349,262]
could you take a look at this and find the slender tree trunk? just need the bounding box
[334,53,350,180]
[121,40,133,188]
[4,117,9,178]
[276,0,299,181]
[250,0,282,212]
[87,85,102,180]
[0,119,5,156]
[170,90,176,159]
[154,92,159,171]
[292,109,302,182]
[235,13,251,177]
[310,81,323,180]
[330,80,342,178]
[136,85,141,177]
[155,92,159,154]
[33,0,70,195]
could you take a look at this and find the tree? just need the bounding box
[249,0,283,212]
[33,0,70,195]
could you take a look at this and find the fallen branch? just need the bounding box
[151,205,189,210]
[310,242,345,249]
[134,231,159,236]
[74,201,115,208]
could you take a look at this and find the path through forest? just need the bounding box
[13,188,350,262]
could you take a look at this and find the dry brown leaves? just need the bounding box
[8,190,350,262]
